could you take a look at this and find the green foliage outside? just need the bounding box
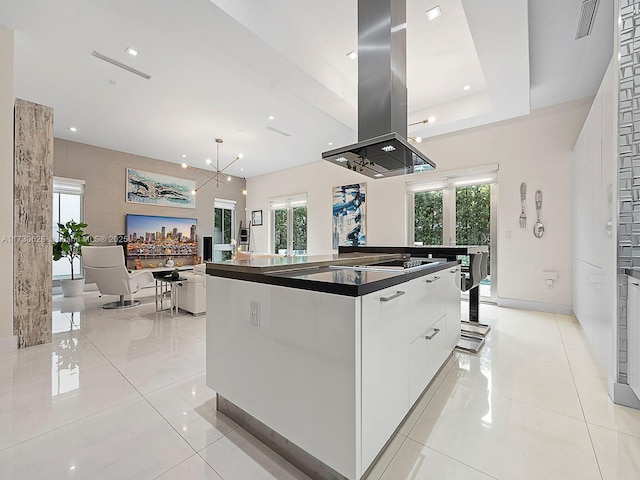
[273,206,307,254]
[214,207,233,245]
[455,185,491,246]
[273,209,287,253]
[456,185,491,274]
[414,190,443,245]
[292,206,307,253]
[52,220,92,280]
[414,185,491,275]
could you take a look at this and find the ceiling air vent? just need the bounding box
[576,0,600,39]
[91,51,152,80]
[266,126,292,137]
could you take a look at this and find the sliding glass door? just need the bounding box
[213,199,235,261]
[411,174,497,302]
[270,195,307,255]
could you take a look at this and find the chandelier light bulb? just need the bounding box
[242,189,247,195]
[191,190,197,195]
[415,136,422,143]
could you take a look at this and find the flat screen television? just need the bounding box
[125,214,198,259]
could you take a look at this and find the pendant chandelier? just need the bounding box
[181,138,247,196]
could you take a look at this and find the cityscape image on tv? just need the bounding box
[126,214,198,258]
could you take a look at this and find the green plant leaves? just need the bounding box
[52,220,91,280]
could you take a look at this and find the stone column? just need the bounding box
[13,98,53,348]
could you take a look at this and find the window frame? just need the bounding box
[269,194,308,255]
[52,177,85,280]
[407,167,498,303]
[213,198,236,261]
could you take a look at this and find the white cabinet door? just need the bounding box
[628,281,640,399]
[361,285,410,469]
[409,316,448,404]
[444,266,461,350]
[406,272,446,342]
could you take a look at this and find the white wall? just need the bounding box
[247,99,592,310]
[0,25,14,351]
[572,58,617,380]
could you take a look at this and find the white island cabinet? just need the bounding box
[206,262,460,480]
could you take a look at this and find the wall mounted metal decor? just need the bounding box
[519,182,527,228]
[533,189,544,238]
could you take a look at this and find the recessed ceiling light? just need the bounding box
[268,115,275,120]
[181,163,187,168]
[242,189,247,195]
[426,6,442,21]
[347,50,358,60]
[240,168,244,171]
[328,142,333,146]
[69,126,77,132]
[335,157,348,163]
[125,47,139,56]
[238,153,244,159]
[227,176,231,182]
[463,84,471,91]
[205,158,211,165]
[374,173,384,177]
[428,116,436,123]
[381,145,396,152]
[181,154,187,158]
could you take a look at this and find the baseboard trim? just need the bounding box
[609,380,640,409]
[0,335,17,354]
[497,297,573,315]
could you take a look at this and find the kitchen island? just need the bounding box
[205,252,460,480]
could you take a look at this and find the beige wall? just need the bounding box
[0,25,14,346]
[247,99,592,311]
[53,139,246,264]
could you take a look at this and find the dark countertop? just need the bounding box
[206,252,400,274]
[206,255,460,297]
[339,245,488,261]
[625,269,640,280]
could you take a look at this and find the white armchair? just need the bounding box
[175,264,206,315]
[82,246,154,309]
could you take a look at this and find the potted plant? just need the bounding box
[53,220,92,297]
[170,268,180,280]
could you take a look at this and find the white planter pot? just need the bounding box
[61,278,85,297]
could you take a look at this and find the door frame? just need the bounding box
[407,181,498,303]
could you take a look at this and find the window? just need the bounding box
[270,194,307,255]
[213,199,235,261]
[408,169,498,302]
[53,177,85,279]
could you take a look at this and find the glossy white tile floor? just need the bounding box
[1,294,639,479]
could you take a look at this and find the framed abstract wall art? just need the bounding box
[126,168,196,209]
[332,183,366,248]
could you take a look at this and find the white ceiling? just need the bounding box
[0,0,613,177]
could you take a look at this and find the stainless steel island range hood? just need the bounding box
[322,0,435,178]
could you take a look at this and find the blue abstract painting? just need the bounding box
[332,183,366,248]
[126,168,195,209]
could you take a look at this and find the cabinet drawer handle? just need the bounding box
[425,328,441,340]
[380,290,405,302]
[425,276,441,283]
